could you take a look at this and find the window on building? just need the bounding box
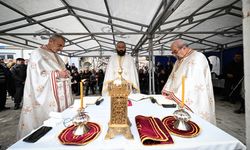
[7,54,14,59]
[0,55,5,59]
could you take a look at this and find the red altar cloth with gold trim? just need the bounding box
[135,115,174,145]
[58,122,101,145]
[162,116,200,138]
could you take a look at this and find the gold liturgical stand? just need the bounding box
[105,68,133,139]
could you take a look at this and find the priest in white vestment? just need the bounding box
[102,41,140,96]
[162,39,216,124]
[17,34,73,139]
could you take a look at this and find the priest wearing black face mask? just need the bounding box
[102,41,140,96]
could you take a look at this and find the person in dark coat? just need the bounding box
[0,60,12,111]
[97,69,105,94]
[80,68,92,96]
[11,58,27,110]
[71,70,81,95]
[138,69,147,94]
[222,52,243,104]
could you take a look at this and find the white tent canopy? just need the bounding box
[0,0,242,57]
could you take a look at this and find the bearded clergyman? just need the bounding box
[102,41,140,96]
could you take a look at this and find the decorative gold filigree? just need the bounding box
[105,68,134,140]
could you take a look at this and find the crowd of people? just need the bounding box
[138,62,173,94]
[0,58,27,111]
[68,64,105,96]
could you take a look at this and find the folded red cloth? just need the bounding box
[58,122,101,145]
[135,115,174,145]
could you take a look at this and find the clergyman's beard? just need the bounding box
[117,50,126,56]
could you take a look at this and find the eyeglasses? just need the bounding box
[171,46,185,55]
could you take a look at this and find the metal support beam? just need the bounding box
[104,0,116,44]
[180,37,216,47]
[157,0,241,46]
[153,0,213,48]
[163,4,234,25]
[161,13,225,33]
[0,13,69,33]
[71,6,148,28]
[0,37,36,49]
[134,48,139,71]
[0,1,86,52]
[191,24,242,47]
[133,0,184,55]
[75,14,142,33]
[65,37,92,46]
[60,0,100,50]
[182,35,220,45]
[148,35,155,94]
[0,31,241,36]
[0,6,67,26]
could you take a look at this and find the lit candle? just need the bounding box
[181,76,186,108]
[80,80,83,109]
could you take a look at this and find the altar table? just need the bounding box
[8,95,246,150]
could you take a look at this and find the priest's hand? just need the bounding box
[58,70,70,78]
[162,91,174,101]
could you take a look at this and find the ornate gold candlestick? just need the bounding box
[105,68,133,139]
[72,108,90,135]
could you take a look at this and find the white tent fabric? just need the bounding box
[0,0,242,57]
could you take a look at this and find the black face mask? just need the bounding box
[117,50,126,56]
[17,64,25,67]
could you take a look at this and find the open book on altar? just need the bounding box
[128,94,176,105]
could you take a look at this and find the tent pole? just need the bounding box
[135,49,139,70]
[148,34,154,94]
[242,0,250,148]
[152,53,155,94]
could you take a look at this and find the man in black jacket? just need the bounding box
[11,58,27,110]
[222,52,243,104]
[0,60,11,111]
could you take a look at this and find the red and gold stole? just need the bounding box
[58,122,101,145]
[135,115,174,145]
[162,90,193,112]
